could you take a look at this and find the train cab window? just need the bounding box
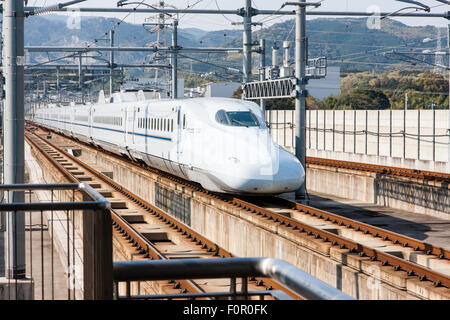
[215,110,260,127]
[227,112,259,127]
[215,109,228,125]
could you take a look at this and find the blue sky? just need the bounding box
[30,0,450,30]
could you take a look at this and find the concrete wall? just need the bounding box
[306,164,450,220]
[266,109,449,173]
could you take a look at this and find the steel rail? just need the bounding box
[306,156,450,184]
[26,128,304,300]
[269,197,450,260]
[31,124,450,289]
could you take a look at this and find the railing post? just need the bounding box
[389,110,392,157]
[353,110,356,154]
[365,110,368,155]
[343,110,346,152]
[308,109,311,149]
[377,110,380,156]
[316,109,318,150]
[403,108,406,159]
[433,108,436,162]
[82,193,113,300]
[417,109,421,160]
[323,109,326,150]
[332,110,335,151]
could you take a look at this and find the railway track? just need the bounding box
[29,124,450,296]
[25,127,303,300]
[306,156,450,185]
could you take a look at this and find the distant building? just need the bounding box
[185,87,205,98]
[307,67,340,100]
[204,82,241,98]
[122,77,184,98]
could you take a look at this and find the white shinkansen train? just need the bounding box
[34,96,305,195]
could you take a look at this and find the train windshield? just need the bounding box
[215,110,260,127]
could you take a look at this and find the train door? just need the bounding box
[176,106,182,163]
[125,104,135,149]
[122,107,126,145]
[88,106,93,140]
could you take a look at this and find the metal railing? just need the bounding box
[113,258,354,300]
[0,183,112,300]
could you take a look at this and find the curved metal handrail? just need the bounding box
[113,257,354,300]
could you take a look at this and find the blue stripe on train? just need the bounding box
[35,117,172,142]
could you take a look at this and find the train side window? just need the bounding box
[171,119,173,132]
[183,114,186,129]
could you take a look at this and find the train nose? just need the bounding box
[249,148,305,194]
[218,147,305,194]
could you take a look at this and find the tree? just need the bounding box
[337,89,391,110]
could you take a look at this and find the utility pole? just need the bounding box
[242,0,253,83]
[56,66,60,102]
[152,1,168,86]
[171,20,178,99]
[259,39,266,115]
[110,29,115,96]
[294,0,308,203]
[78,53,83,103]
[404,93,407,159]
[448,24,450,173]
[2,0,26,279]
